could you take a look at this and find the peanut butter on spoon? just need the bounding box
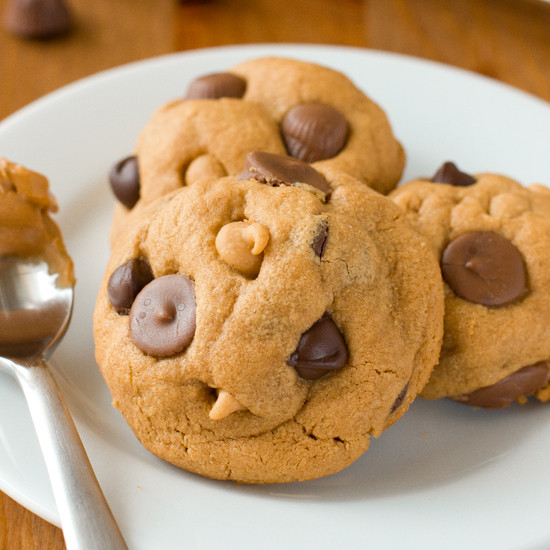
[0,158,74,287]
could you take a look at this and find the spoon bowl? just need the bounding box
[0,257,72,358]
[0,255,128,550]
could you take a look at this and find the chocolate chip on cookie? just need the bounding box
[109,155,140,209]
[129,274,196,357]
[441,231,527,307]
[287,314,348,380]
[238,151,331,195]
[281,102,349,163]
[454,361,550,409]
[431,161,476,187]
[390,385,409,414]
[312,220,329,258]
[107,258,154,315]
[185,72,246,100]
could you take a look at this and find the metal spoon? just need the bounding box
[0,256,128,550]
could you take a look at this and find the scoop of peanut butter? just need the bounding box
[0,158,74,286]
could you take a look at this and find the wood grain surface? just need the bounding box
[0,0,549,547]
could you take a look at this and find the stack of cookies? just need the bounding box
[93,57,550,484]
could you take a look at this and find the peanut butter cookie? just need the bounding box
[94,161,443,483]
[390,162,550,408]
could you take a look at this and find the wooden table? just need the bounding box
[0,0,549,547]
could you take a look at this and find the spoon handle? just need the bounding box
[5,357,129,550]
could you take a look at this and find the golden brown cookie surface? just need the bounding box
[95,168,443,483]
[390,164,550,407]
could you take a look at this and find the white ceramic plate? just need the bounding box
[1,44,550,550]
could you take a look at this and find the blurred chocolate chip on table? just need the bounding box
[2,0,72,39]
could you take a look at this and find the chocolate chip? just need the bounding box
[185,73,246,100]
[312,221,328,258]
[238,151,331,195]
[431,162,476,187]
[281,103,349,163]
[2,0,72,39]
[129,274,196,357]
[109,155,140,209]
[453,361,550,409]
[441,231,527,307]
[287,314,348,380]
[390,384,408,414]
[107,259,154,315]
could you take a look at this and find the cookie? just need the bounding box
[94,161,443,483]
[108,57,405,238]
[390,162,550,408]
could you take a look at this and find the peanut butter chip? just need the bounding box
[185,154,226,186]
[209,390,247,420]
[215,221,270,277]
